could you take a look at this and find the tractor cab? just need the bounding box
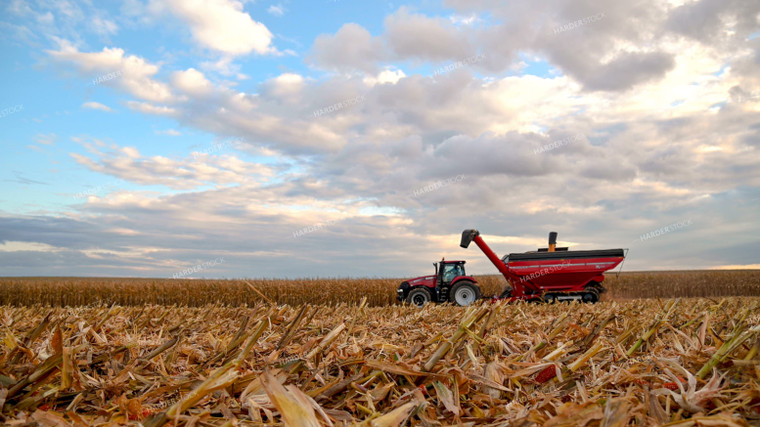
[435,259,467,287]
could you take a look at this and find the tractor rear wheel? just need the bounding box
[450,281,481,306]
[407,288,432,307]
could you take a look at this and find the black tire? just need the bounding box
[407,287,432,307]
[582,290,599,303]
[544,294,557,304]
[450,281,481,306]
[588,280,607,294]
[499,287,512,298]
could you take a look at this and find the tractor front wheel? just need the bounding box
[450,281,481,306]
[407,288,432,307]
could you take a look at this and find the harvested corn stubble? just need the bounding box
[0,298,759,425]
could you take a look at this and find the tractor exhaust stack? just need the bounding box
[548,232,557,252]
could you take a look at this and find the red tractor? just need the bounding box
[397,259,482,307]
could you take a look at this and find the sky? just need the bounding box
[1,0,759,279]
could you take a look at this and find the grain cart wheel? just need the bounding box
[407,288,432,307]
[450,281,481,306]
[544,294,557,304]
[582,290,599,304]
[587,280,606,294]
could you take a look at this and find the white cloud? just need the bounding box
[156,129,182,136]
[273,73,304,85]
[34,133,57,145]
[37,11,54,25]
[200,57,247,78]
[82,101,113,112]
[363,68,406,85]
[378,68,405,84]
[163,0,276,55]
[0,241,59,252]
[266,73,305,97]
[126,101,177,116]
[170,68,213,96]
[384,7,472,61]
[122,146,141,159]
[267,4,285,17]
[711,264,760,270]
[448,14,482,26]
[48,40,173,102]
[309,9,477,73]
[310,23,387,73]
[91,16,118,36]
[70,142,273,189]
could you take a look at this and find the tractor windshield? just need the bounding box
[442,264,464,284]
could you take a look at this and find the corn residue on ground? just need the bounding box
[1,298,759,425]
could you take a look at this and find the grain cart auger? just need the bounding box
[460,229,625,303]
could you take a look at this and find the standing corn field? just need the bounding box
[1,271,758,307]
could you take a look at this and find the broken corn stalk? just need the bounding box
[697,323,759,379]
[424,307,489,371]
[144,361,240,427]
[626,299,677,356]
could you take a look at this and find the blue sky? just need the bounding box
[1,0,759,278]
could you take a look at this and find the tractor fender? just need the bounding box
[450,276,478,286]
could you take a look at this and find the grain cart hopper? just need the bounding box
[460,229,625,303]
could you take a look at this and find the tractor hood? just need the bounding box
[405,275,437,288]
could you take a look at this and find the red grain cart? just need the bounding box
[460,229,625,303]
